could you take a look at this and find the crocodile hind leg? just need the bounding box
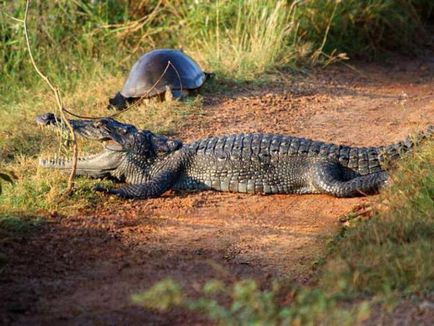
[312,161,388,197]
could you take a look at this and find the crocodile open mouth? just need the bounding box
[37,114,127,177]
[36,113,182,179]
[40,141,125,174]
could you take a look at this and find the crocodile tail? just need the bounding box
[380,124,433,162]
[339,125,433,175]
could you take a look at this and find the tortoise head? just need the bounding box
[107,92,129,111]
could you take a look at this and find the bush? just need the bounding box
[132,278,370,325]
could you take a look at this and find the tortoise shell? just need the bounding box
[108,49,208,110]
[122,49,206,98]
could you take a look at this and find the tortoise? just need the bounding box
[108,49,213,110]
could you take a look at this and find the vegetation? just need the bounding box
[0,213,43,270]
[321,140,434,297]
[0,214,42,234]
[132,278,369,325]
[133,141,434,324]
[2,1,433,100]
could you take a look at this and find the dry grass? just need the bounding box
[179,0,302,79]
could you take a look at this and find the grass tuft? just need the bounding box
[320,141,434,297]
[173,0,302,80]
[0,156,114,213]
[0,214,42,234]
[132,278,370,325]
[3,0,431,99]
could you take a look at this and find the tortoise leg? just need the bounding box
[204,72,215,81]
[108,92,128,111]
[164,86,183,102]
[171,89,183,100]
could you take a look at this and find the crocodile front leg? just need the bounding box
[95,150,188,199]
[312,161,388,197]
[94,171,176,199]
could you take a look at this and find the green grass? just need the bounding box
[171,0,301,79]
[0,163,115,213]
[2,0,432,101]
[1,1,122,102]
[320,140,434,297]
[0,213,44,270]
[132,279,370,325]
[0,213,42,234]
[296,0,434,58]
[132,278,370,325]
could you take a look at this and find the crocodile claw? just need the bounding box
[93,185,122,197]
[93,185,110,194]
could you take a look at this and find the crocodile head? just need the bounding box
[37,113,182,182]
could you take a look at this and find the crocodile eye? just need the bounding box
[94,121,103,128]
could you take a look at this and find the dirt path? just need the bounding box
[1,56,434,325]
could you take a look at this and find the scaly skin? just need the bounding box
[36,113,432,199]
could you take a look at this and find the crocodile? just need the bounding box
[36,113,432,199]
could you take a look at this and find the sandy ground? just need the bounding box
[1,55,434,325]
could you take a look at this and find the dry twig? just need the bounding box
[63,60,182,120]
[22,0,78,195]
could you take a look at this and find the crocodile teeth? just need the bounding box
[40,151,105,168]
[40,156,70,166]
[40,154,100,166]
